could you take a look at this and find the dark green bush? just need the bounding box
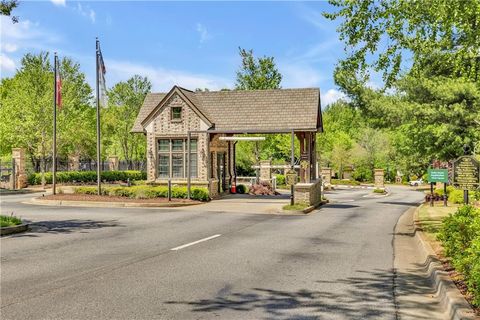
[236,184,247,194]
[275,174,285,186]
[28,170,147,185]
[331,179,361,186]
[438,205,480,306]
[74,185,210,202]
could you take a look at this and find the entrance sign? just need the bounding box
[285,169,298,186]
[427,168,449,183]
[453,156,480,190]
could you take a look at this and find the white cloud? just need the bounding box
[76,3,96,24]
[196,23,211,44]
[0,53,16,73]
[1,43,18,53]
[0,16,60,53]
[50,0,66,7]
[321,89,347,106]
[279,63,324,88]
[106,60,232,92]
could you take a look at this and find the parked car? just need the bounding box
[409,178,423,186]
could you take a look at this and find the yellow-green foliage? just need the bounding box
[438,205,480,306]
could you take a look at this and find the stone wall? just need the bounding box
[11,148,27,189]
[294,179,322,207]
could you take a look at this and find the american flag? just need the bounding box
[97,41,107,106]
[55,57,62,109]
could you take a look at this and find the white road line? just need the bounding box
[170,234,222,251]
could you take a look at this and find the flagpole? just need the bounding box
[96,38,102,195]
[53,52,57,195]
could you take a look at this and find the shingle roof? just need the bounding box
[131,93,167,133]
[131,87,322,133]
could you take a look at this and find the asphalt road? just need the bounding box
[1,186,424,319]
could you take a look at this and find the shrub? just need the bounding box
[331,179,361,186]
[236,184,247,194]
[275,174,285,186]
[74,185,210,201]
[449,189,467,204]
[434,185,455,197]
[27,170,147,185]
[0,214,22,228]
[438,205,480,306]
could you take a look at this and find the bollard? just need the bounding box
[168,179,172,201]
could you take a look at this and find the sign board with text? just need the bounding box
[453,156,480,190]
[427,168,449,183]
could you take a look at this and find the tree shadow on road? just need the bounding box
[164,265,447,320]
[6,219,121,237]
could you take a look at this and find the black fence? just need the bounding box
[0,160,12,183]
[26,159,146,174]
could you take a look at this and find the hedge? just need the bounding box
[74,185,210,202]
[28,170,147,185]
[331,179,361,186]
[275,174,285,186]
[438,205,480,306]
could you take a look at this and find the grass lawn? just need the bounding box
[283,203,308,211]
[0,215,22,228]
[417,203,459,252]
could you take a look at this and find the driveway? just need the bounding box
[1,186,425,319]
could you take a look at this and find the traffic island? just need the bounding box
[1,214,28,236]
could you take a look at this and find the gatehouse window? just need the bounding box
[157,138,197,179]
[171,107,182,120]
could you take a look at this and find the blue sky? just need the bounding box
[0,0,347,105]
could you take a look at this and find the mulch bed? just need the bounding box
[43,194,200,204]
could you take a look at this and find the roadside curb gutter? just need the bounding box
[395,206,477,320]
[0,223,29,236]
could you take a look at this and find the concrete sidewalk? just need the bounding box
[394,208,477,320]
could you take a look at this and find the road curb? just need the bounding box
[25,197,203,208]
[411,206,477,320]
[0,223,29,236]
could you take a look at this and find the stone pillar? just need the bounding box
[259,160,271,183]
[11,148,27,189]
[343,166,353,180]
[374,169,385,189]
[294,179,322,207]
[322,167,332,185]
[68,155,80,171]
[108,156,119,171]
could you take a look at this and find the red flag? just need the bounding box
[56,60,62,109]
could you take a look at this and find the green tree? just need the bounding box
[235,47,282,90]
[103,75,152,166]
[0,52,94,172]
[324,0,480,93]
[1,0,19,22]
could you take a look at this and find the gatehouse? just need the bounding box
[131,85,324,206]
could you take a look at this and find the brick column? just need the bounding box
[11,148,27,189]
[108,156,119,171]
[68,155,80,171]
[259,160,271,183]
[374,169,385,188]
[321,167,332,185]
